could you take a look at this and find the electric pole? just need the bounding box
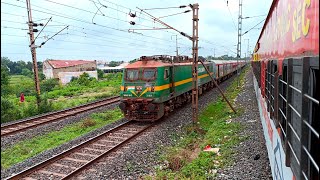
[171,35,179,60]
[245,38,249,62]
[236,0,243,87]
[191,3,199,124]
[214,48,215,58]
[26,0,41,106]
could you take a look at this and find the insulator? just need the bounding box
[129,21,135,25]
[33,29,39,32]
[32,23,38,27]
[180,5,187,8]
[129,12,136,18]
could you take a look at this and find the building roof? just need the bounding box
[47,60,95,69]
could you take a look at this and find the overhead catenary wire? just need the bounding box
[3,42,175,56]
[18,0,174,33]
[1,2,235,59]
[33,17,52,43]
[242,18,266,36]
[223,0,237,32]
[1,1,188,46]
[2,1,195,59]
[1,22,189,50]
[1,34,175,54]
[1,52,140,59]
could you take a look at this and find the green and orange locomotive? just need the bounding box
[119,55,245,121]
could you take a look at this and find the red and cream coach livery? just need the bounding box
[251,0,319,179]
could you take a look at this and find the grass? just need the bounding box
[1,108,123,169]
[145,67,249,179]
[9,75,34,85]
[2,73,122,123]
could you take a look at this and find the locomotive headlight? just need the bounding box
[151,86,155,92]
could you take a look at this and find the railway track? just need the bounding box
[1,96,120,137]
[6,121,153,180]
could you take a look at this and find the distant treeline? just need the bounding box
[1,57,45,79]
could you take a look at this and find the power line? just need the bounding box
[15,0,170,31]
[2,42,174,55]
[1,26,29,30]
[200,39,237,55]
[2,1,187,46]
[242,18,266,36]
[1,33,28,37]
[242,14,267,19]
[1,34,174,54]
[223,0,237,32]
[2,20,27,25]
[1,52,138,59]
[1,23,190,53]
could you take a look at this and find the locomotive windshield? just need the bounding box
[126,69,139,81]
[142,68,156,81]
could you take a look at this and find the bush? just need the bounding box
[41,78,59,92]
[68,72,97,86]
[97,69,104,79]
[80,118,96,128]
[38,94,54,114]
[21,68,33,78]
[1,97,21,123]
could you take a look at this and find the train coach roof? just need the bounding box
[125,60,172,68]
[209,60,239,64]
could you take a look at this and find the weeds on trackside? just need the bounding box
[144,66,249,179]
[1,73,122,123]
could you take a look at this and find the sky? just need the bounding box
[1,0,272,62]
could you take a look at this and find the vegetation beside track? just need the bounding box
[146,67,249,179]
[1,108,123,169]
[1,73,122,123]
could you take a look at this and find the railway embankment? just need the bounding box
[215,68,272,179]
[1,66,271,179]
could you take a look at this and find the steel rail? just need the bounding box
[6,121,153,180]
[1,96,120,137]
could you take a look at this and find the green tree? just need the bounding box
[21,68,33,77]
[108,61,119,67]
[41,78,59,92]
[1,64,10,96]
[129,59,137,64]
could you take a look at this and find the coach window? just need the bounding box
[304,59,319,179]
[278,61,288,144]
[142,68,156,81]
[164,69,169,79]
[270,60,277,120]
[126,69,139,81]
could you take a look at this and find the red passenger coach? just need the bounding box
[251,0,319,179]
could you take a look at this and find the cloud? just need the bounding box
[1,0,272,62]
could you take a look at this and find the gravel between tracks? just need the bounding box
[1,68,271,179]
[1,103,119,151]
[215,69,272,180]
[1,73,233,179]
